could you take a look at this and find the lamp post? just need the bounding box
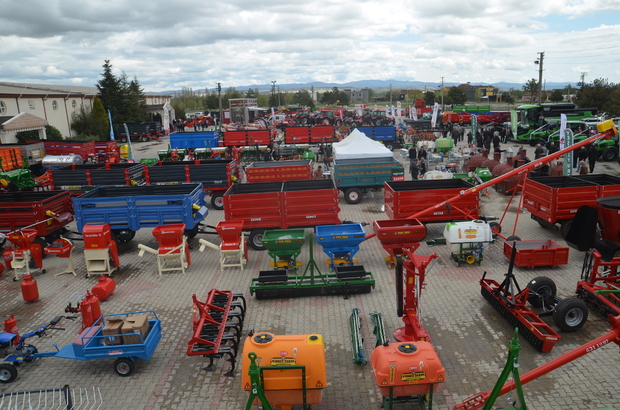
[217,82,222,129]
[534,52,544,104]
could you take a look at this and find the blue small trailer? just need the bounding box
[0,311,162,383]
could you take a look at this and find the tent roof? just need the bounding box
[333,129,393,159]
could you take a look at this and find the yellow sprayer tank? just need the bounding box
[241,332,327,410]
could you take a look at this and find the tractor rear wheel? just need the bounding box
[602,147,618,162]
[526,276,557,308]
[553,297,588,332]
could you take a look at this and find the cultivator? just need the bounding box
[250,232,375,299]
[186,290,246,376]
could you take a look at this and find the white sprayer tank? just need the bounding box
[444,220,492,253]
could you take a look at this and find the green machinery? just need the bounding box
[250,231,375,299]
[262,229,305,270]
[0,157,37,190]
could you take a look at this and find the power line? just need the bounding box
[551,44,620,55]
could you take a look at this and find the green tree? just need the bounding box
[549,89,564,103]
[575,78,620,116]
[16,125,62,143]
[522,78,539,103]
[447,87,467,105]
[501,92,515,104]
[423,91,435,106]
[292,90,314,108]
[96,61,148,126]
[70,97,109,140]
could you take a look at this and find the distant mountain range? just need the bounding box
[147,79,579,94]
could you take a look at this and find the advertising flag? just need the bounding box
[107,109,115,141]
[431,102,439,128]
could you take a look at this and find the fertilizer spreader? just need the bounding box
[315,223,366,271]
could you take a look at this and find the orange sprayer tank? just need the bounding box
[370,341,445,398]
[241,332,327,410]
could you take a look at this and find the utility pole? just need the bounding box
[441,77,444,111]
[217,83,222,128]
[390,84,392,106]
[580,72,588,87]
[277,86,281,107]
[535,52,544,104]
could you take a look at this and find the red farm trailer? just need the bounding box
[310,126,335,143]
[244,160,312,183]
[383,179,480,223]
[49,163,146,194]
[523,174,620,238]
[285,127,310,144]
[30,140,96,161]
[223,179,341,250]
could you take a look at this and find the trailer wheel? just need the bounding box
[114,358,135,377]
[385,143,394,151]
[505,235,521,242]
[0,364,17,383]
[553,297,588,332]
[140,135,149,142]
[526,276,557,308]
[113,229,135,243]
[211,193,224,211]
[184,225,199,239]
[249,229,266,251]
[349,122,358,129]
[120,136,128,143]
[602,147,618,162]
[344,188,363,204]
[559,220,572,239]
[374,119,384,127]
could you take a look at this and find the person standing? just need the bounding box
[408,145,418,163]
[587,144,598,173]
[492,131,501,151]
[409,159,419,180]
[418,146,427,162]
[418,157,427,177]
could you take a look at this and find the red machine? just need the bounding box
[373,218,427,268]
[65,291,102,332]
[20,274,39,303]
[187,290,246,377]
[394,249,438,342]
[44,238,76,277]
[137,224,190,275]
[3,230,45,281]
[83,224,120,278]
[3,315,19,346]
[91,275,116,302]
[455,314,620,410]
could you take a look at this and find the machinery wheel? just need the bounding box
[553,297,589,332]
[140,135,149,142]
[349,121,358,129]
[537,139,547,147]
[120,136,128,143]
[374,119,384,127]
[526,276,557,308]
[248,229,266,251]
[0,364,17,383]
[335,119,342,126]
[113,229,135,243]
[210,193,224,211]
[114,358,135,377]
[528,140,537,147]
[602,147,618,162]
[387,120,395,126]
[559,220,572,239]
[489,222,501,237]
[322,119,330,125]
[505,235,521,242]
[33,237,48,259]
[385,143,394,151]
[344,188,363,204]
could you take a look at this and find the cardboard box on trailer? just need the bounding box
[102,319,124,346]
[121,314,150,345]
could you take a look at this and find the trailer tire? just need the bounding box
[559,220,572,239]
[114,358,135,377]
[249,229,266,251]
[184,225,199,239]
[602,147,618,162]
[374,119,383,127]
[140,135,149,142]
[0,364,17,383]
[211,193,224,210]
[113,229,135,243]
[526,276,557,308]
[385,143,394,151]
[344,188,363,204]
[120,136,128,143]
[505,235,521,242]
[553,297,588,332]
[350,122,358,129]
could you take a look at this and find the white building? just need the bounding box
[0,82,173,143]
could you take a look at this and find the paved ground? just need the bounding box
[0,133,618,410]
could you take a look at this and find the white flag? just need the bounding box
[431,102,439,128]
[559,114,567,150]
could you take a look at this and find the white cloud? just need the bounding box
[0,0,619,91]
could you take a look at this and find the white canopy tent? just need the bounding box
[332,128,393,160]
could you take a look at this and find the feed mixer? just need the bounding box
[138,224,190,275]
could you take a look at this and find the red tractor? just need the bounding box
[362,110,394,126]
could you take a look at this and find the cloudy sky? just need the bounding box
[1,0,620,92]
